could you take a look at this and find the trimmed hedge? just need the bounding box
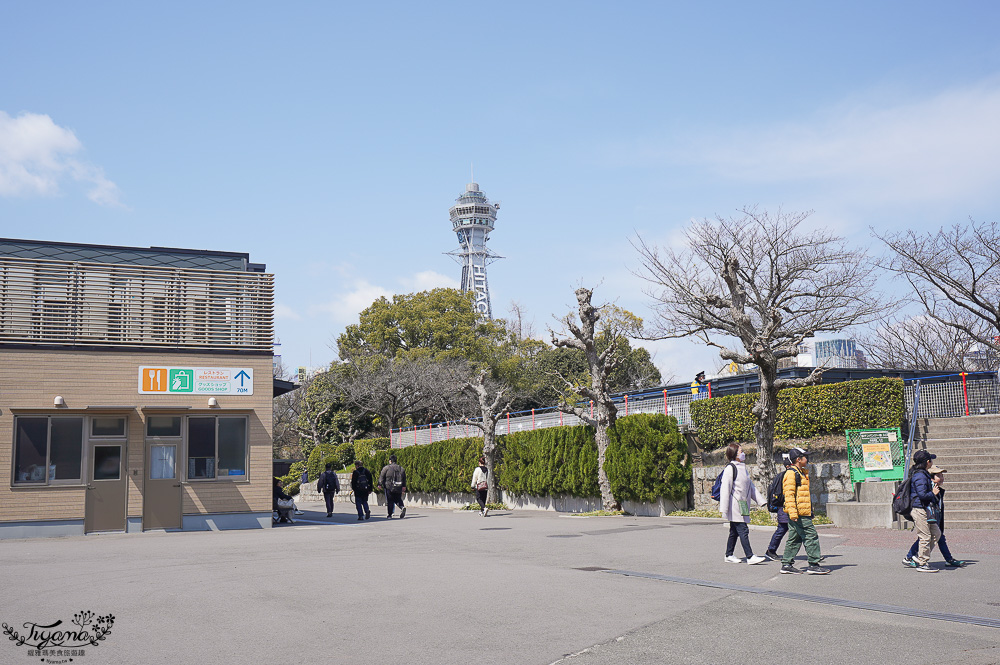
[499,426,599,498]
[689,377,905,449]
[606,414,690,502]
[369,436,482,493]
[365,414,691,503]
[354,437,390,463]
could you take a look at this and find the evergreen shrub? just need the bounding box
[606,414,691,502]
[369,436,482,493]
[335,442,356,469]
[498,425,599,498]
[689,377,905,449]
[354,437,390,462]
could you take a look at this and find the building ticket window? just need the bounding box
[13,416,84,485]
[186,416,247,480]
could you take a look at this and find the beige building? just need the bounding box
[0,238,286,538]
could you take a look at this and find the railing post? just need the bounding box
[590,400,594,419]
[962,372,969,416]
[413,425,416,445]
[430,424,433,444]
[708,382,712,398]
[625,394,628,416]
[906,380,921,479]
[532,409,535,430]
[559,410,563,426]
[507,411,510,434]
[663,389,667,415]
[447,421,450,440]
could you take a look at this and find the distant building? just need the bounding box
[446,182,502,317]
[814,338,859,369]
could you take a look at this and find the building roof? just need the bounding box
[0,238,265,272]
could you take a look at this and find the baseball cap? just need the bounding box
[788,447,808,462]
[913,450,937,465]
[927,464,947,474]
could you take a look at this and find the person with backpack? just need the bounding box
[351,459,374,521]
[907,449,942,572]
[317,463,341,518]
[764,453,794,561]
[903,464,966,569]
[378,454,407,519]
[719,443,767,565]
[471,456,490,517]
[780,448,830,575]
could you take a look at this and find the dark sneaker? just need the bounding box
[806,564,830,575]
[763,550,779,561]
[357,516,363,521]
[945,559,966,567]
[400,507,406,519]
[365,513,371,520]
[386,514,392,519]
[916,564,937,573]
[780,564,802,574]
[902,557,917,568]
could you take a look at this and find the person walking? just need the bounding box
[719,443,767,565]
[908,450,943,572]
[780,448,830,575]
[764,453,793,561]
[351,459,374,521]
[903,465,966,568]
[378,454,407,519]
[471,457,490,517]
[317,463,341,518]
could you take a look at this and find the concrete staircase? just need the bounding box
[912,416,1000,530]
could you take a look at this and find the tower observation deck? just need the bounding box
[446,182,502,317]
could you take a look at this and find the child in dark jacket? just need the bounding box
[903,465,966,568]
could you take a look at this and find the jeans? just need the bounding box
[355,491,371,518]
[911,508,942,566]
[726,521,753,557]
[782,516,822,565]
[323,491,336,515]
[476,489,488,512]
[386,491,404,516]
[768,522,789,553]
[907,531,952,561]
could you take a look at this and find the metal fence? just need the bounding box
[904,371,1000,420]
[390,387,708,448]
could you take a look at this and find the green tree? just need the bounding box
[336,288,506,363]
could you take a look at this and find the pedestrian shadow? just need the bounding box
[480,527,511,531]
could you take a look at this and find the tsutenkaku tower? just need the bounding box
[446,182,502,317]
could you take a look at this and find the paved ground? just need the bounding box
[2,500,999,665]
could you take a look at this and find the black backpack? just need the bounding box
[322,471,339,493]
[892,474,916,521]
[710,463,737,502]
[767,468,800,513]
[355,469,371,491]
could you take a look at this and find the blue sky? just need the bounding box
[3,2,1000,384]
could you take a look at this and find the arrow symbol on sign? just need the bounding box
[235,370,250,387]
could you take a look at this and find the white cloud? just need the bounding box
[398,270,458,292]
[274,303,302,321]
[688,80,1000,205]
[309,278,392,326]
[0,110,124,206]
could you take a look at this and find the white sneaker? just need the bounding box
[484,508,489,517]
[724,555,743,564]
[747,555,767,565]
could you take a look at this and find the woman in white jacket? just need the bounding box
[719,443,766,565]
[471,457,489,516]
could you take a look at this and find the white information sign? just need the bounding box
[139,366,254,395]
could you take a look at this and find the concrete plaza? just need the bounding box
[2,499,999,665]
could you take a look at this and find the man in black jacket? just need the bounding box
[351,459,374,521]
[317,463,341,518]
[378,454,407,519]
[909,450,941,572]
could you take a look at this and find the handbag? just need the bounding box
[276,498,294,510]
[476,481,488,491]
[737,499,750,516]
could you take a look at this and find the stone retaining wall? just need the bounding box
[693,460,853,511]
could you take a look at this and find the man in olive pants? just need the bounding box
[780,448,829,575]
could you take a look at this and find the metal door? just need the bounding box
[84,443,127,533]
[143,443,182,529]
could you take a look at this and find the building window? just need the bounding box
[186,416,247,480]
[147,416,181,437]
[13,416,83,485]
[92,416,126,437]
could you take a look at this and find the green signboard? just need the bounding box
[845,428,905,483]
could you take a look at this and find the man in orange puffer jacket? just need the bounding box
[780,448,829,575]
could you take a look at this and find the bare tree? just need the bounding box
[456,368,515,504]
[634,207,881,480]
[506,300,537,342]
[550,287,629,511]
[876,219,1000,363]
[858,313,994,371]
[272,388,303,459]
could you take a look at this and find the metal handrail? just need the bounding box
[904,380,921,479]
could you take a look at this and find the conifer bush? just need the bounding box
[606,414,691,502]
